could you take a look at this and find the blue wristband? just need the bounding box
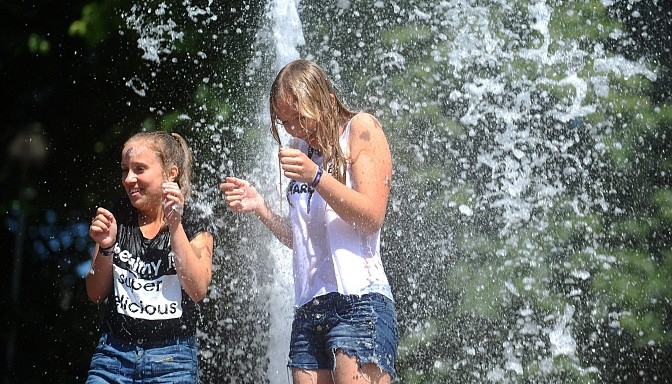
[310,167,323,188]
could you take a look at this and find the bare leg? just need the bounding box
[292,368,333,384]
[332,350,391,384]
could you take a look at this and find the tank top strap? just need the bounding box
[339,116,356,161]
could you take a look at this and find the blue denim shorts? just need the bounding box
[85,333,198,384]
[288,292,398,379]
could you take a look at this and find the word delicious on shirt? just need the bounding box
[111,245,183,320]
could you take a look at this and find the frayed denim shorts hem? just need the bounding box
[288,292,398,379]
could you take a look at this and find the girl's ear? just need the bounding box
[168,165,179,183]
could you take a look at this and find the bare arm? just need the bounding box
[86,245,115,304]
[168,225,214,302]
[86,207,116,304]
[318,113,392,234]
[220,176,293,248]
[163,182,214,302]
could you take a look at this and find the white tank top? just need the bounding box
[287,118,393,307]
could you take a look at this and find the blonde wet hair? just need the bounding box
[269,59,357,184]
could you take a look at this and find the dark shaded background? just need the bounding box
[0,1,263,382]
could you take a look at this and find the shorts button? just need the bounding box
[316,325,323,331]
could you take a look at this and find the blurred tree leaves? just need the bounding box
[1,1,264,382]
[69,1,119,46]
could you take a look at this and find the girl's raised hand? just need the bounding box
[219,176,264,214]
[162,181,184,226]
[278,147,318,184]
[89,207,117,249]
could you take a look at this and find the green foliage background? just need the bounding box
[297,1,672,383]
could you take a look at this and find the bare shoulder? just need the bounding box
[347,113,391,169]
[348,112,387,146]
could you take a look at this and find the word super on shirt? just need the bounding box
[101,199,211,341]
[113,233,181,320]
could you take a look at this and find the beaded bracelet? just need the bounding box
[99,245,115,257]
[310,167,323,188]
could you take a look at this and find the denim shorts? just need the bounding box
[288,292,398,379]
[85,333,198,384]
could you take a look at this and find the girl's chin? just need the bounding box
[127,194,147,207]
[129,195,162,209]
[127,193,141,202]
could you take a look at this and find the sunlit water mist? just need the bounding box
[297,1,660,383]
[122,0,666,382]
[263,1,303,382]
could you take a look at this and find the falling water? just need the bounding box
[122,0,669,382]
[264,2,303,382]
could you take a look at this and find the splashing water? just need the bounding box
[122,0,668,382]
[265,2,303,382]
